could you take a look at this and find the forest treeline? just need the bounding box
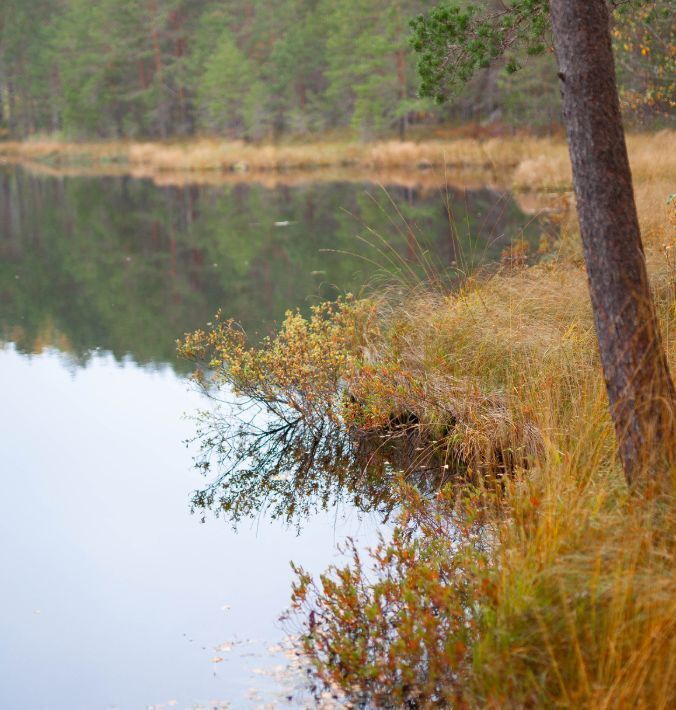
[0,0,672,141]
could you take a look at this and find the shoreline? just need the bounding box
[0,134,563,176]
[1,132,670,194]
[0,152,506,192]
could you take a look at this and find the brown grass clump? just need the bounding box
[286,240,674,706]
[336,251,609,474]
[174,133,675,706]
[279,157,675,706]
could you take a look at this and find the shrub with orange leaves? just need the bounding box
[178,296,392,523]
[288,483,493,707]
[179,177,674,703]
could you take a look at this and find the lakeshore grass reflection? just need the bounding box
[1,165,547,372]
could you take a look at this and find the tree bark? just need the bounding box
[0,67,4,128]
[549,0,674,489]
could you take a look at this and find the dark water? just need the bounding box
[0,166,544,708]
[0,167,543,369]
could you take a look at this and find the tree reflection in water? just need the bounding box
[188,397,458,526]
[1,165,547,371]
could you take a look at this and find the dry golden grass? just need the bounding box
[346,162,676,706]
[0,138,129,163]
[1,155,501,192]
[0,132,575,173]
[478,446,676,708]
[512,129,676,192]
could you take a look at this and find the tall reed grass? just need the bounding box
[2,132,672,189]
[280,141,675,707]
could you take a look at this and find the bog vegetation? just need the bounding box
[180,133,675,705]
[4,0,672,705]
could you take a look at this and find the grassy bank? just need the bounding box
[0,156,502,192]
[1,132,673,190]
[180,135,675,706]
[0,133,555,172]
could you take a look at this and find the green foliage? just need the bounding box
[497,52,560,129]
[411,0,674,125]
[196,29,265,138]
[410,0,550,103]
[322,0,431,138]
[0,0,669,138]
[0,0,60,134]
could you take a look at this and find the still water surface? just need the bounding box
[0,166,544,707]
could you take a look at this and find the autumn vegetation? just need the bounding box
[0,130,669,192]
[4,0,671,703]
[179,129,675,705]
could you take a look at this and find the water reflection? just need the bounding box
[1,166,544,371]
[0,165,548,705]
[1,345,385,708]
[190,398,454,527]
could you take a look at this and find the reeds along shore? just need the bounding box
[0,133,555,171]
[0,131,673,193]
[333,170,675,706]
[176,128,675,705]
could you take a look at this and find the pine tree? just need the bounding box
[197,27,265,138]
[411,0,675,488]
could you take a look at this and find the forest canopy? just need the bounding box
[0,0,671,140]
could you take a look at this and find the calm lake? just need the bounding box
[0,165,545,708]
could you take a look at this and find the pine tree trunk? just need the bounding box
[0,69,4,128]
[549,0,674,489]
